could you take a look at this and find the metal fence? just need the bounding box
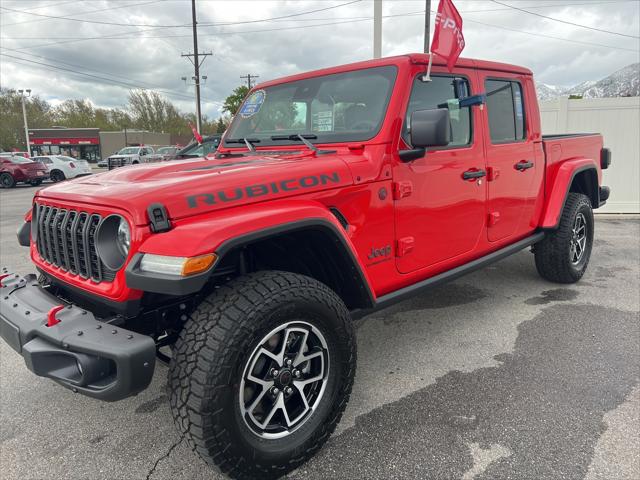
[539,97,640,213]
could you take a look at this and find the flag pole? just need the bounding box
[423,0,433,82]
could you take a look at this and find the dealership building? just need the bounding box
[28,128,172,162]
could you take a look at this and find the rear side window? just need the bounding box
[485,79,525,143]
[403,75,472,147]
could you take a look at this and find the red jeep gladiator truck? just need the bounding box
[1,54,610,479]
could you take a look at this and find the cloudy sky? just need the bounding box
[1,0,638,119]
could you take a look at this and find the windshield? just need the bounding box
[157,147,176,154]
[224,65,397,147]
[9,156,33,164]
[117,147,139,155]
[180,139,219,157]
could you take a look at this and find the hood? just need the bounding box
[36,152,354,225]
[108,153,138,159]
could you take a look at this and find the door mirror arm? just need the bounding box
[399,148,426,162]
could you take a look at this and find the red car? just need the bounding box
[0,155,48,188]
[2,54,610,478]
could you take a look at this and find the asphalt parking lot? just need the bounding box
[1,184,638,480]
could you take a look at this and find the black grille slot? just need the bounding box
[35,203,118,283]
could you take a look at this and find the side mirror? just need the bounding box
[399,108,451,162]
[410,108,451,148]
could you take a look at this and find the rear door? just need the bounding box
[480,75,538,242]
[393,71,487,273]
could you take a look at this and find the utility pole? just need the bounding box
[373,0,382,59]
[18,89,31,154]
[181,0,211,134]
[240,74,259,90]
[424,0,431,54]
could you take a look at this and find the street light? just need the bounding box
[17,89,31,155]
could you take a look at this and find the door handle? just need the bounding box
[515,160,534,171]
[462,169,487,180]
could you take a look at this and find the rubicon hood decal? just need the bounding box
[187,172,340,208]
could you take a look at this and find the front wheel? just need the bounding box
[534,193,594,283]
[169,271,356,479]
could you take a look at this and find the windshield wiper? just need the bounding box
[271,134,317,152]
[225,137,260,152]
[270,134,335,155]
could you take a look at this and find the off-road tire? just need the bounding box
[0,172,15,188]
[535,193,594,283]
[168,271,356,480]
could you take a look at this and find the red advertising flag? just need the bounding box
[189,121,203,144]
[430,0,465,72]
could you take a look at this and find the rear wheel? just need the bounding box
[0,173,15,188]
[534,193,594,283]
[50,170,66,182]
[168,271,356,479]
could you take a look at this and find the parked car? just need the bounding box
[0,151,30,159]
[97,159,108,168]
[169,135,221,160]
[3,54,611,479]
[32,155,92,182]
[0,155,48,187]
[149,145,180,162]
[106,146,155,169]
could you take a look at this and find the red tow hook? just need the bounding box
[47,305,65,327]
[0,273,10,287]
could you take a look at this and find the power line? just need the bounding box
[461,13,640,52]
[198,0,363,26]
[5,1,634,41]
[0,52,221,105]
[0,46,194,95]
[11,9,636,54]
[0,2,187,28]
[0,0,365,51]
[0,0,362,29]
[490,0,640,39]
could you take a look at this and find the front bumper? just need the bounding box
[0,271,156,401]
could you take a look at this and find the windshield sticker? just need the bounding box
[312,110,333,132]
[239,90,266,118]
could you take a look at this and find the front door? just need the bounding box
[394,71,487,274]
[481,76,538,242]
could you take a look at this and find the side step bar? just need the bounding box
[353,232,545,319]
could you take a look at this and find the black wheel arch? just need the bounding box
[214,219,375,311]
[569,167,599,208]
[546,166,599,230]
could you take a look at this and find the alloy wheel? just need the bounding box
[239,321,330,439]
[570,212,587,265]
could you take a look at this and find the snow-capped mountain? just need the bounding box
[535,83,569,101]
[536,63,639,100]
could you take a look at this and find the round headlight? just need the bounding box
[116,218,131,257]
[96,215,131,271]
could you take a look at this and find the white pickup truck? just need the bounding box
[106,146,155,169]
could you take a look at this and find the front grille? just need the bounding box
[35,203,117,283]
[108,157,128,170]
